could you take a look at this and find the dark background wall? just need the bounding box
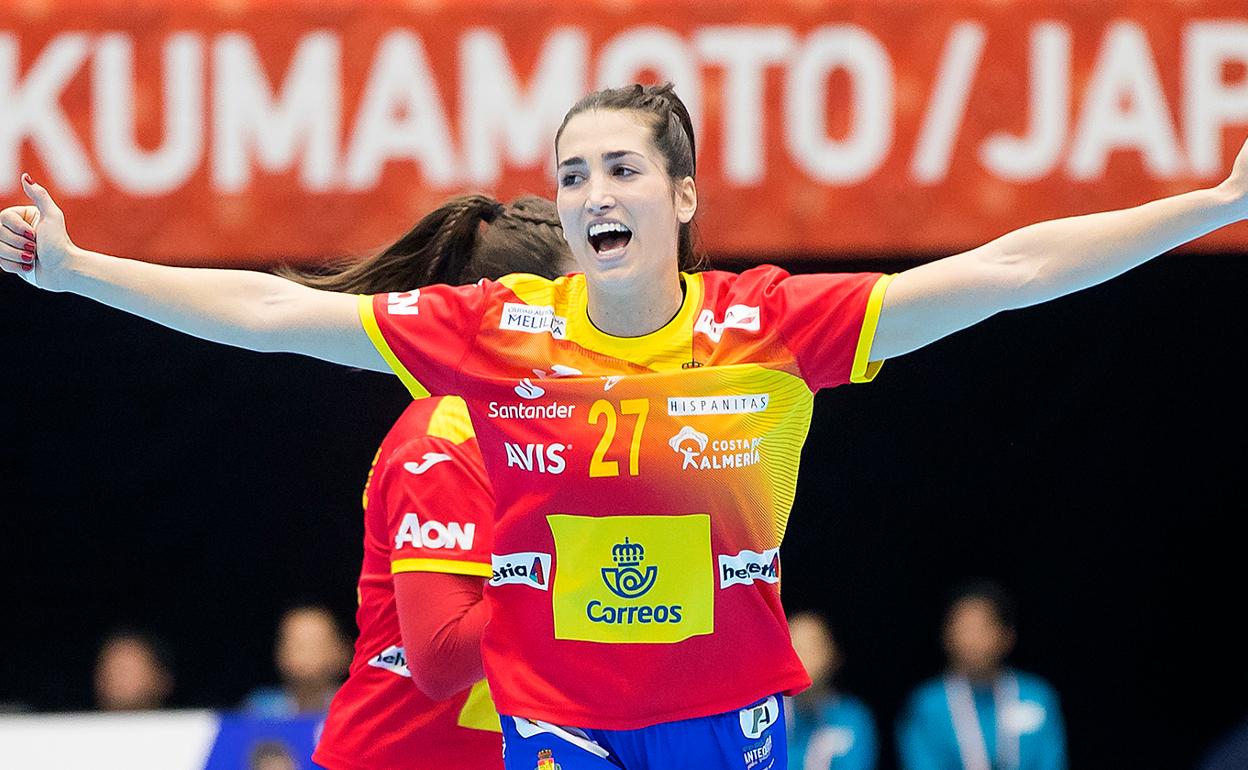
[2,254,1245,770]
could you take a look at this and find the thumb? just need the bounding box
[21,173,61,221]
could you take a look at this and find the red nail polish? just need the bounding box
[21,263,33,272]
[23,241,35,253]
[21,173,32,185]
[24,231,34,240]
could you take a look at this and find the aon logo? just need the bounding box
[394,514,475,550]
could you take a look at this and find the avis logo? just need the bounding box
[514,378,545,399]
[694,304,760,342]
[504,442,567,474]
[386,290,420,315]
[490,552,551,590]
[600,537,657,599]
[393,513,475,550]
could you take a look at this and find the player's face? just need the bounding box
[555,109,696,294]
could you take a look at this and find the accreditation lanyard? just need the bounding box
[943,673,1020,770]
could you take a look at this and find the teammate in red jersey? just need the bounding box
[6,84,1248,768]
[295,195,573,770]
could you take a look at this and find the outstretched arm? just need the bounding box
[870,138,1248,361]
[0,175,386,372]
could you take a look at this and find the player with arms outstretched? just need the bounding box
[4,84,1247,768]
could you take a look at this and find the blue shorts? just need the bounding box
[500,695,785,770]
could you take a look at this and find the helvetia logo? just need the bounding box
[386,290,420,316]
[600,537,657,599]
[719,547,781,588]
[367,644,411,678]
[669,426,763,471]
[393,513,475,550]
[490,552,551,590]
[694,304,760,342]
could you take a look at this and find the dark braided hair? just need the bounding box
[280,194,568,294]
[556,83,704,272]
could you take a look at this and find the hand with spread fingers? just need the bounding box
[0,174,76,291]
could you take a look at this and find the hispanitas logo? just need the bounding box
[600,537,658,598]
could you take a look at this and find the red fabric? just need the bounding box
[313,398,501,770]
[394,571,488,701]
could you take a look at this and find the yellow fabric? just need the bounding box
[426,396,475,445]
[499,272,707,371]
[391,558,492,578]
[547,514,713,644]
[456,679,502,733]
[850,274,895,384]
[358,294,430,399]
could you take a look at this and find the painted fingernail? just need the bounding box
[21,263,33,272]
[23,241,35,252]
[24,231,34,240]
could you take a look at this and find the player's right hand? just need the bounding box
[0,173,76,290]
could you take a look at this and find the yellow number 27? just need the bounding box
[588,399,649,478]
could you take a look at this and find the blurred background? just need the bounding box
[2,1,1247,768]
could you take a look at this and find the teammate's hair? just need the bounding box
[280,194,567,293]
[99,626,176,676]
[556,82,704,272]
[944,580,1018,631]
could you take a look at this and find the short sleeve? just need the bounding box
[766,271,894,391]
[358,281,490,398]
[380,437,494,578]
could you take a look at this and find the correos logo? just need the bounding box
[587,536,682,625]
[600,537,657,598]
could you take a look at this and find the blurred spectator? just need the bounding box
[249,740,298,770]
[897,582,1066,770]
[1198,717,1248,770]
[93,628,175,711]
[242,604,350,717]
[785,611,878,770]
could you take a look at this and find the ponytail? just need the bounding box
[280,194,567,295]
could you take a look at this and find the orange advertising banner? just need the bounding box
[3,0,1248,266]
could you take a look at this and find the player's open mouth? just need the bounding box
[587,221,633,259]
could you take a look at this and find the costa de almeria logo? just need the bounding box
[600,537,658,599]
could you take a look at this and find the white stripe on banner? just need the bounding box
[0,711,221,770]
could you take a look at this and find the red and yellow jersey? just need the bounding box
[313,397,502,770]
[359,265,892,730]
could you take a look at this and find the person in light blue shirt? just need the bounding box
[898,582,1066,770]
[786,612,878,770]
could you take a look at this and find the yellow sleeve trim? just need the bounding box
[391,558,492,578]
[850,274,895,384]
[427,396,475,444]
[357,294,431,399]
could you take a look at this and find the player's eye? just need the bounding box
[560,171,584,187]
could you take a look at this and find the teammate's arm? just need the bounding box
[394,571,488,700]
[0,175,386,372]
[869,136,1248,361]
